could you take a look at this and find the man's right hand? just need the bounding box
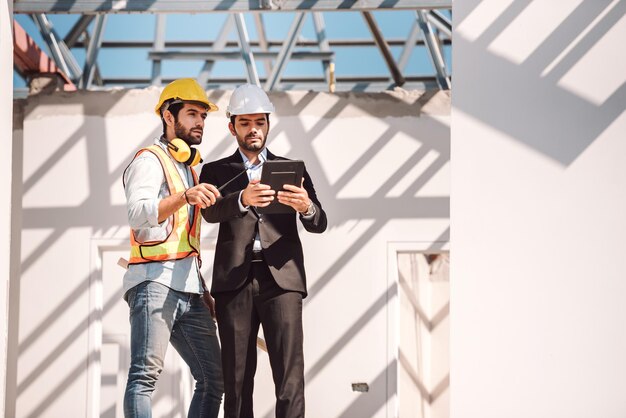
[185,183,220,209]
[241,179,275,207]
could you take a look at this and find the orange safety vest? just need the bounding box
[127,145,202,265]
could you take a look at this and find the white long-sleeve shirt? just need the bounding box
[122,139,203,297]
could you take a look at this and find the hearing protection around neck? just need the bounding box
[160,137,203,167]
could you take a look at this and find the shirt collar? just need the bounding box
[239,148,267,169]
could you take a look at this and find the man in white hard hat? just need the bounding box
[200,84,327,418]
[122,78,223,417]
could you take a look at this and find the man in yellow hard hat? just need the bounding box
[122,78,223,417]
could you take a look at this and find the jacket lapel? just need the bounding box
[225,150,248,191]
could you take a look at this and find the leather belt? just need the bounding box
[251,251,264,262]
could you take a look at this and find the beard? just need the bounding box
[174,121,202,145]
[236,131,267,152]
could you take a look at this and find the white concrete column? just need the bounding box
[0,0,13,415]
[452,1,626,417]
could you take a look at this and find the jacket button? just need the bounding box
[258,218,264,224]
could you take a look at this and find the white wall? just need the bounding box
[11,89,450,417]
[451,1,626,417]
[1,1,14,416]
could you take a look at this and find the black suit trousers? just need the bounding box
[215,261,305,418]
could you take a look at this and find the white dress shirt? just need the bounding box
[236,148,315,253]
[237,148,267,252]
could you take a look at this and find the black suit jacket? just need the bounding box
[200,149,327,297]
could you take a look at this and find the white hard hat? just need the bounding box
[226,84,275,118]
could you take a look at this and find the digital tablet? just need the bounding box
[257,160,305,214]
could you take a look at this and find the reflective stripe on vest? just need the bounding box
[127,145,201,265]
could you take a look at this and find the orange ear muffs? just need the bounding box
[161,138,203,166]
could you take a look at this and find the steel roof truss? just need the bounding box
[416,10,450,90]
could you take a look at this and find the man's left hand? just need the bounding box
[277,179,311,213]
[202,290,216,319]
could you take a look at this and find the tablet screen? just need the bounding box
[257,160,304,214]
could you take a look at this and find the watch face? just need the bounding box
[304,203,315,216]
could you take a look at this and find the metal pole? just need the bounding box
[264,12,306,91]
[398,19,421,73]
[253,14,272,77]
[32,14,67,73]
[151,14,166,85]
[199,14,234,86]
[234,13,260,86]
[427,9,451,37]
[312,12,334,91]
[80,29,103,86]
[416,10,450,90]
[63,15,94,48]
[32,13,81,80]
[362,11,405,87]
[81,14,107,89]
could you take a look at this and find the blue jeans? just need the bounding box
[124,281,223,418]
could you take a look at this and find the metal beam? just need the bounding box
[312,12,333,91]
[70,38,451,49]
[151,14,166,85]
[398,19,421,73]
[234,13,260,86]
[253,14,272,77]
[80,14,107,89]
[15,0,452,14]
[427,9,451,37]
[416,10,450,90]
[265,12,306,91]
[63,15,94,48]
[94,75,440,91]
[362,11,405,87]
[149,51,334,61]
[198,15,234,86]
[31,13,82,81]
[79,28,103,86]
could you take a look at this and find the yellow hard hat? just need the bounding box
[154,78,219,116]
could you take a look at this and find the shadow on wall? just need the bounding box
[9,90,160,417]
[454,0,625,166]
[11,87,450,417]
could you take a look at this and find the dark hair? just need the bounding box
[230,114,270,133]
[161,102,185,135]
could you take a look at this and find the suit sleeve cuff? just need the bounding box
[238,190,250,213]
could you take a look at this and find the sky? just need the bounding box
[13,11,452,90]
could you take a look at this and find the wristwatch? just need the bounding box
[302,201,316,217]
